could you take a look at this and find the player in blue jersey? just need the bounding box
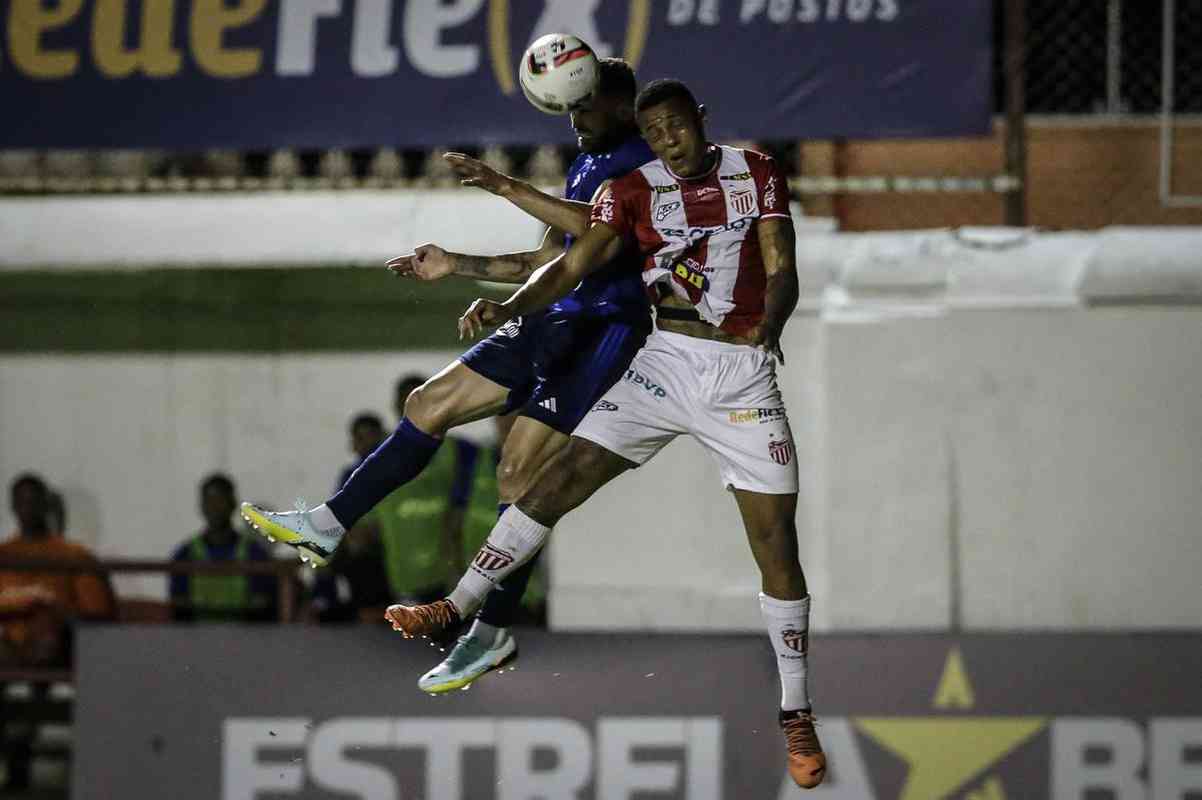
[241,58,654,693]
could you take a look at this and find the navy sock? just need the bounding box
[478,503,540,628]
[327,418,441,528]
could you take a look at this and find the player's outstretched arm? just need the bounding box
[457,222,622,339]
[444,153,593,237]
[386,227,566,285]
[753,216,800,363]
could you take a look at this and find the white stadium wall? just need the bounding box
[2,193,1200,630]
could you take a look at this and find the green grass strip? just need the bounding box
[0,267,508,352]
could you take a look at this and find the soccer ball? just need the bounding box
[518,34,599,115]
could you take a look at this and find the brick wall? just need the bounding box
[800,120,1202,230]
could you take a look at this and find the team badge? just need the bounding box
[768,437,794,466]
[730,189,755,216]
[781,628,808,654]
[473,543,515,573]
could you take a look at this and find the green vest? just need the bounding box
[374,442,458,597]
[461,447,546,609]
[188,535,253,619]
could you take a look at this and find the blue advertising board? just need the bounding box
[1,0,992,148]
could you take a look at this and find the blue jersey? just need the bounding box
[548,135,655,320]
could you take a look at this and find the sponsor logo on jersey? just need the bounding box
[660,215,756,245]
[769,436,794,465]
[720,171,752,181]
[624,368,667,398]
[781,628,808,654]
[473,543,515,573]
[592,399,620,412]
[730,188,756,216]
[655,201,681,222]
[763,174,779,209]
[689,186,721,201]
[652,183,679,194]
[729,408,787,424]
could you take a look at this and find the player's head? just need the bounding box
[394,373,427,420]
[570,57,638,154]
[199,472,237,530]
[10,472,49,536]
[634,79,710,178]
[349,412,385,459]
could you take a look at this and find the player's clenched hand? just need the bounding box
[458,299,510,340]
[386,243,454,280]
[444,152,513,196]
[749,322,786,365]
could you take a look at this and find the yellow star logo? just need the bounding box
[851,647,1047,799]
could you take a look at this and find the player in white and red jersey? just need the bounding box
[385,79,826,790]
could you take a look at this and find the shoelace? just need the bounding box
[783,713,822,757]
[409,599,460,632]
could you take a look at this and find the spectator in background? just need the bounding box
[170,474,277,622]
[0,473,115,667]
[310,413,392,622]
[371,374,469,606]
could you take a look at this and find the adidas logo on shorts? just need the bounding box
[538,397,558,413]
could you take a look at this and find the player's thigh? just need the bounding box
[404,360,510,433]
[570,334,693,467]
[496,415,571,502]
[520,435,636,523]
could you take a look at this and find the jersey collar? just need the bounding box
[664,143,722,183]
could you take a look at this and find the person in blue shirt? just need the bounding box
[242,58,654,691]
[171,474,277,622]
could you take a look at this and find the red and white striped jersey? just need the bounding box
[590,144,791,338]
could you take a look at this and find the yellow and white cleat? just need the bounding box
[418,630,517,694]
[240,501,342,568]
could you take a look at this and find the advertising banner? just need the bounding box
[1,0,992,148]
[75,628,1202,799]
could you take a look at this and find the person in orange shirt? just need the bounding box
[0,474,115,668]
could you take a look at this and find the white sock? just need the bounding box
[449,506,549,616]
[760,593,812,711]
[469,618,504,648]
[309,503,345,537]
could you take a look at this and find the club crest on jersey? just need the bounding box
[730,189,756,216]
[781,628,808,654]
[592,399,620,412]
[769,437,794,466]
[473,543,515,573]
[655,201,681,222]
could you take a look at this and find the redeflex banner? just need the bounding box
[1,0,992,148]
[75,628,1201,799]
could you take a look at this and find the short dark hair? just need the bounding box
[596,58,637,102]
[200,472,236,499]
[10,472,48,501]
[635,79,698,115]
[350,412,384,435]
[395,373,427,397]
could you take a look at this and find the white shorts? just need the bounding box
[573,329,799,494]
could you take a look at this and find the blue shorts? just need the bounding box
[459,312,650,435]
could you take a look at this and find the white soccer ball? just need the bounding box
[518,33,599,115]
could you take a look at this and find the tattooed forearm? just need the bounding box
[453,252,540,283]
